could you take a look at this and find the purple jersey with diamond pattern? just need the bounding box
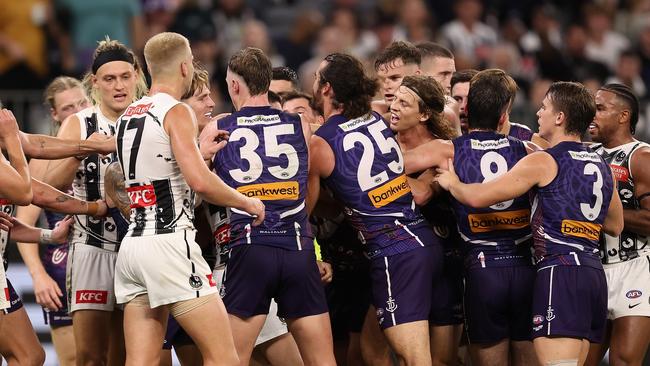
[508,123,534,142]
[315,112,437,258]
[531,142,614,268]
[451,131,533,268]
[214,106,312,251]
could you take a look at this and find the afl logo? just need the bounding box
[189,275,203,290]
[52,249,67,265]
[626,290,642,299]
[433,225,450,239]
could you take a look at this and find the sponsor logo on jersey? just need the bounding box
[214,224,231,245]
[123,103,152,116]
[52,248,67,265]
[127,184,157,208]
[368,175,411,208]
[236,114,281,126]
[610,164,629,183]
[0,199,11,205]
[533,314,544,325]
[470,138,510,150]
[76,290,108,304]
[338,114,376,132]
[206,274,217,287]
[189,275,203,290]
[237,181,299,200]
[467,209,531,233]
[626,290,642,299]
[568,151,601,163]
[560,220,602,241]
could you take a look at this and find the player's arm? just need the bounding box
[18,130,116,159]
[622,148,650,236]
[166,104,264,224]
[31,178,106,216]
[1,212,73,245]
[436,152,554,208]
[198,113,231,167]
[307,135,335,214]
[40,115,84,190]
[0,109,32,205]
[407,169,436,206]
[603,173,624,237]
[403,139,454,175]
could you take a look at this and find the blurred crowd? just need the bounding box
[1,0,650,141]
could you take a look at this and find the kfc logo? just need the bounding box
[214,224,231,245]
[206,274,217,287]
[127,184,157,208]
[76,290,108,304]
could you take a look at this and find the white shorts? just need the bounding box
[67,243,120,312]
[605,255,650,319]
[115,230,218,308]
[213,267,288,346]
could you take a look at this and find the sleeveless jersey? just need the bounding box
[315,112,437,259]
[0,201,15,269]
[213,106,312,251]
[508,122,534,142]
[71,106,120,250]
[116,93,195,237]
[452,131,533,268]
[43,209,69,274]
[531,141,614,268]
[592,141,650,264]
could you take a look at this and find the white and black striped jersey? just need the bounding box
[71,106,120,251]
[593,140,650,264]
[116,93,195,237]
[0,201,15,269]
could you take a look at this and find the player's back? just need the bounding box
[315,112,437,258]
[532,141,614,268]
[214,106,312,250]
[451,131,532,268]
[115,93,194,237]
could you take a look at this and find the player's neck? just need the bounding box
[602,132,635,149]
[397,126,433,151]
[149,83,183,100]
[498,120,511,135]
[323,103,343,120]
[239,94,270,109]
[98,103,123,122]
[548,132,581,147]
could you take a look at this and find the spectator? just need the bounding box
[584,4,630,71]
[606,50,647,99]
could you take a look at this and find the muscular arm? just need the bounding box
[436,152,555,208]
[408,169,435,206]
[623,148,650,236]
[18,131,116,159]
[166,104,264,224]
[603,173,624,237]
[307,135,335,214]
[403,139,454,175]
[0,110,32,205]
[41,115,83,190]
[31,178,105,215]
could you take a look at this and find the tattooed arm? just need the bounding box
[30,178,107,216]
[104,162,131,219]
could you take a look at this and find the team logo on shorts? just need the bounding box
[626,290,642,299]
[546,306,555,322]
[386,297,398,313]
[189,275,203,290]
[532,314,544,325]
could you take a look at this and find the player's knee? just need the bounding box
[16,346,46,366]
[608,350,642,366]
[544,359,578,366]
[76,348,107,366]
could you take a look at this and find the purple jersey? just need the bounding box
[531,142,614,268]
[315,112,437,258]
[214,106,312,251]
[508,123,534,142]
[452,131,533,268]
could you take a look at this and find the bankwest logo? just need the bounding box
[568,151,601,163]
[123,103,152,116]
[127,184,157,208]
[237,181,299,200]
[470,138,510,150]
[76,290,108,304]
[368,175,411,208]
[236,114,281,126]
[610,165,629,183]
[468,209,531,233]
[338,114,376,132]
[561,220,602,241]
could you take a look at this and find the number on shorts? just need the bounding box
[343,121,403,191]
[580,163,604,220]
[480,151,514,210]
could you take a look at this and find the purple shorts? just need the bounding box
[163,316,193,350]
[532,265,607,343]
[222,245,328,319]
[42,244,72,327]
[464,265,535,343]
[430,254,464,326]
[3,279,23,314]
[372,244,443,329]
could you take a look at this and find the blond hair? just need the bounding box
[82,37,148,105]
[181,62,210,100]
[44,76,84,110]
[144,32,191,79]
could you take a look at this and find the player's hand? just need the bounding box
[51,216,73,244]
[92,199,108,217]
[434,158,459,191]
[33,271,63,311]
[87,133,116,154]
[0,109,20,138]
[317,260,333,283]
[0,211,15,231]
[245,197,265,226]
[199,122,229,161]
